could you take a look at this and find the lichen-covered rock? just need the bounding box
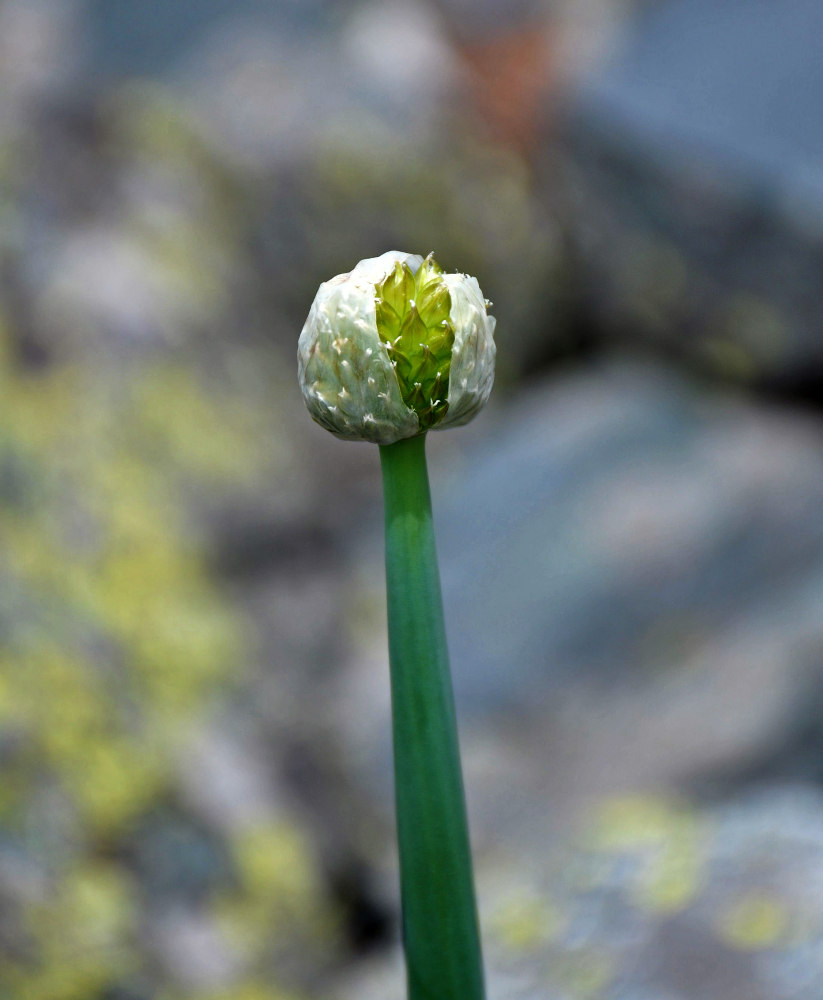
[334,787,823,1000]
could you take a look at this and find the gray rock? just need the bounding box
[558,0,823,381]
[342,361,823,848]
[334,784,823,1000]
[433,362,823,707]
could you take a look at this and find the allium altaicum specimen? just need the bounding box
[298,251,495,1000]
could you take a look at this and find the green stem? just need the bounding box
[379,433,485,1000]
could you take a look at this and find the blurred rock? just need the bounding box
[84,0,340,83]
[151,906,240,990]
[437,361,823,711]
[557,0,823,387]
[341,361,823,849]
[320,360,823,996]
[334,784,823,1000]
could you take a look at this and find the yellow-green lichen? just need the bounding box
[716,893,791,951]
[0,345,331,995]
[488,892,566,953]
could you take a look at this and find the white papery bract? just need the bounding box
[298,250,496,445]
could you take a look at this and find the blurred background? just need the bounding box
[3,0,823,997]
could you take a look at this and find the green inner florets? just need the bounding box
[375,254,455,431]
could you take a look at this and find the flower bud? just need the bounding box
[298,251,496,445]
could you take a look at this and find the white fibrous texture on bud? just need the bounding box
[440,273,497,430]
[297,250,496,445]
[297,252,421,444]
